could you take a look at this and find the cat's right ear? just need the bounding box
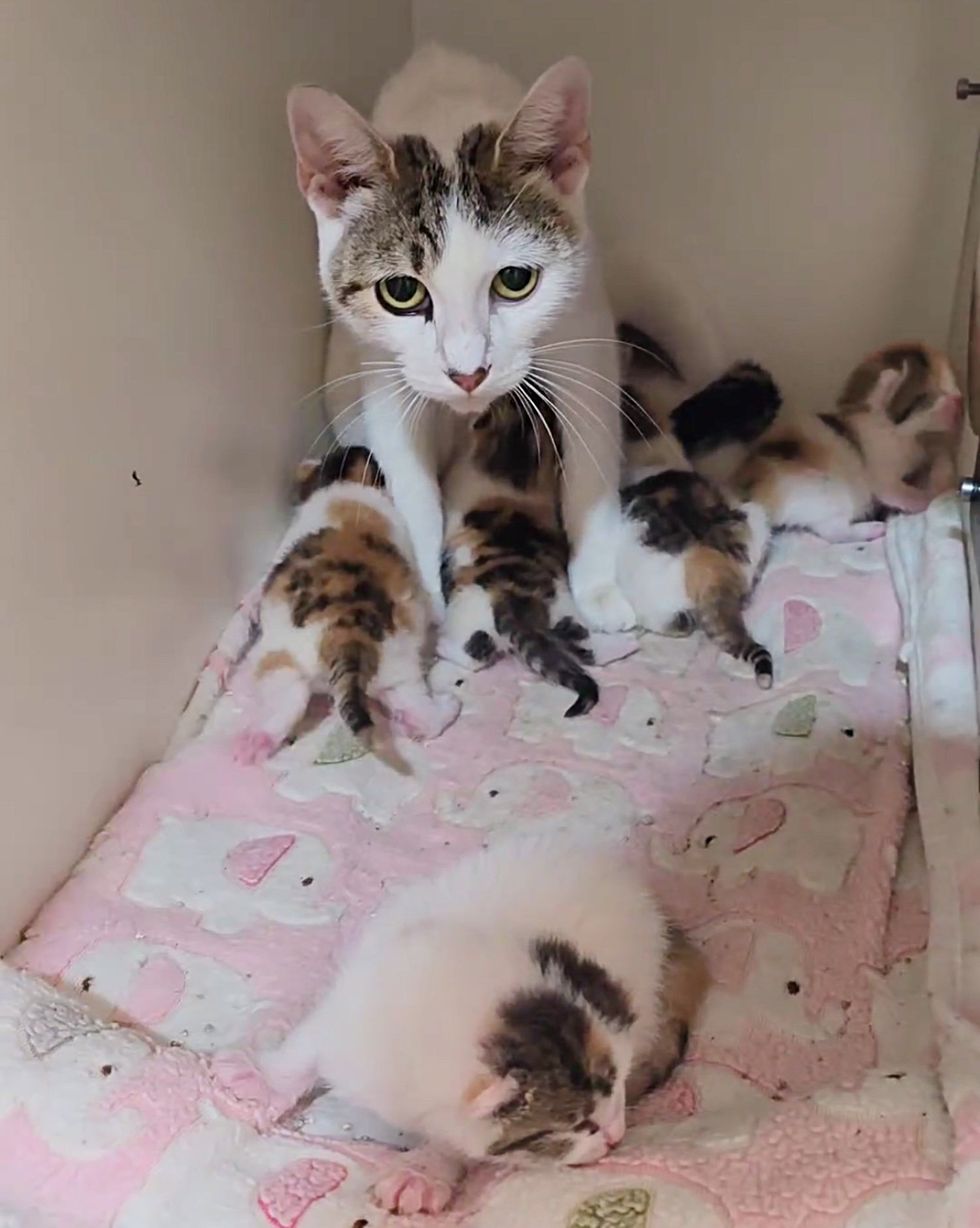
[286,86,394,218]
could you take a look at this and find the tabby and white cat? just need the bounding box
[286,44,632,633]
[232,447,459,763]
[259,836,705,1215]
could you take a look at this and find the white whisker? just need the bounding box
[524,373,617,480]
[535,357,689,468]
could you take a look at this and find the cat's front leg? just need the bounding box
[364,396,447,618]
[372,1145,466,1216]
[555,356,636,632]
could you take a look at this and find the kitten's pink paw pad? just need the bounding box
[390,693,462,741]
[373,1169,454,1216]
[232,730,277,764]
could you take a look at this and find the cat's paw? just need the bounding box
[231,730,277,765]
[373,1159,458,1216]
[385,688,462,741]
[575,583,637,633]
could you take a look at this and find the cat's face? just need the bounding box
[837,343,962,513]
[287,60,591,416]
[444,986,632,1167]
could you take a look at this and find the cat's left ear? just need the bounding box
[497,57,592,196]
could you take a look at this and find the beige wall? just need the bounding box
[413,0,980,411]
[0,0,410,947]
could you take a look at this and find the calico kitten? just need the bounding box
[666,342,962,542]
[439,393,601,717]
[618,431,774,687]
[259,836,706,1215]
[287,44,633,633]
[232,446,459,763]
[730,342,962,540]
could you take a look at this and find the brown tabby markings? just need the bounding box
[482,987,615,1160]
[333,125,578,313]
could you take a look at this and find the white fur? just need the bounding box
[616,454,771,633]
[260,837,668,1192]
[293,46,632,630]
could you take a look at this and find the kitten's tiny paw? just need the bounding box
[389,691,462,741]
[373,1169,455,1216]
[576,584,637,633]
[231,730,277,765]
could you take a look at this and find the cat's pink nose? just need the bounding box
[448,366,489,394]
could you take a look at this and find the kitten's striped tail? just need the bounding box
[684,548,774,689]
[493,598,599,717]
[322,639,375,736]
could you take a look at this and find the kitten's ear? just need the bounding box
[464,1073,521,1118]
[497,57,592,196]
[287,86,394,218]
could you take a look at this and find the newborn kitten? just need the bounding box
[259,836,705,1216]
[439,393,601,717]
[233,446,459,762]
[618,428,773,687]
[670,342,963,543]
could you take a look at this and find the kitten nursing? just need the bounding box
[440,391,601,716]
[234,446,459,762]
[260,837,705,1215]
[287,44,634,633]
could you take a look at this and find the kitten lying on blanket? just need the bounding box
[439,393,634,716]
[233,446,459,763]
[728,342,963,541]
[259,837,706,1215]
[652,341,962,543]
[618,427,774,687]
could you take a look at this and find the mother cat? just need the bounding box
[287,44,633,631]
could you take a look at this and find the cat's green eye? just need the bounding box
[492,266,539,301]
[376,275,429,314]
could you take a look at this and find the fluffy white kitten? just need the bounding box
[286,44,633,632]
[260,836,702,1216]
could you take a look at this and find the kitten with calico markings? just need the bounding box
[232,447,459,763]
[439,392,601,717]
[640,338,963,543]
[287,44,633,633]
[726,342,962,541]
[617,428,774,687]
[259,836,706,1216]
